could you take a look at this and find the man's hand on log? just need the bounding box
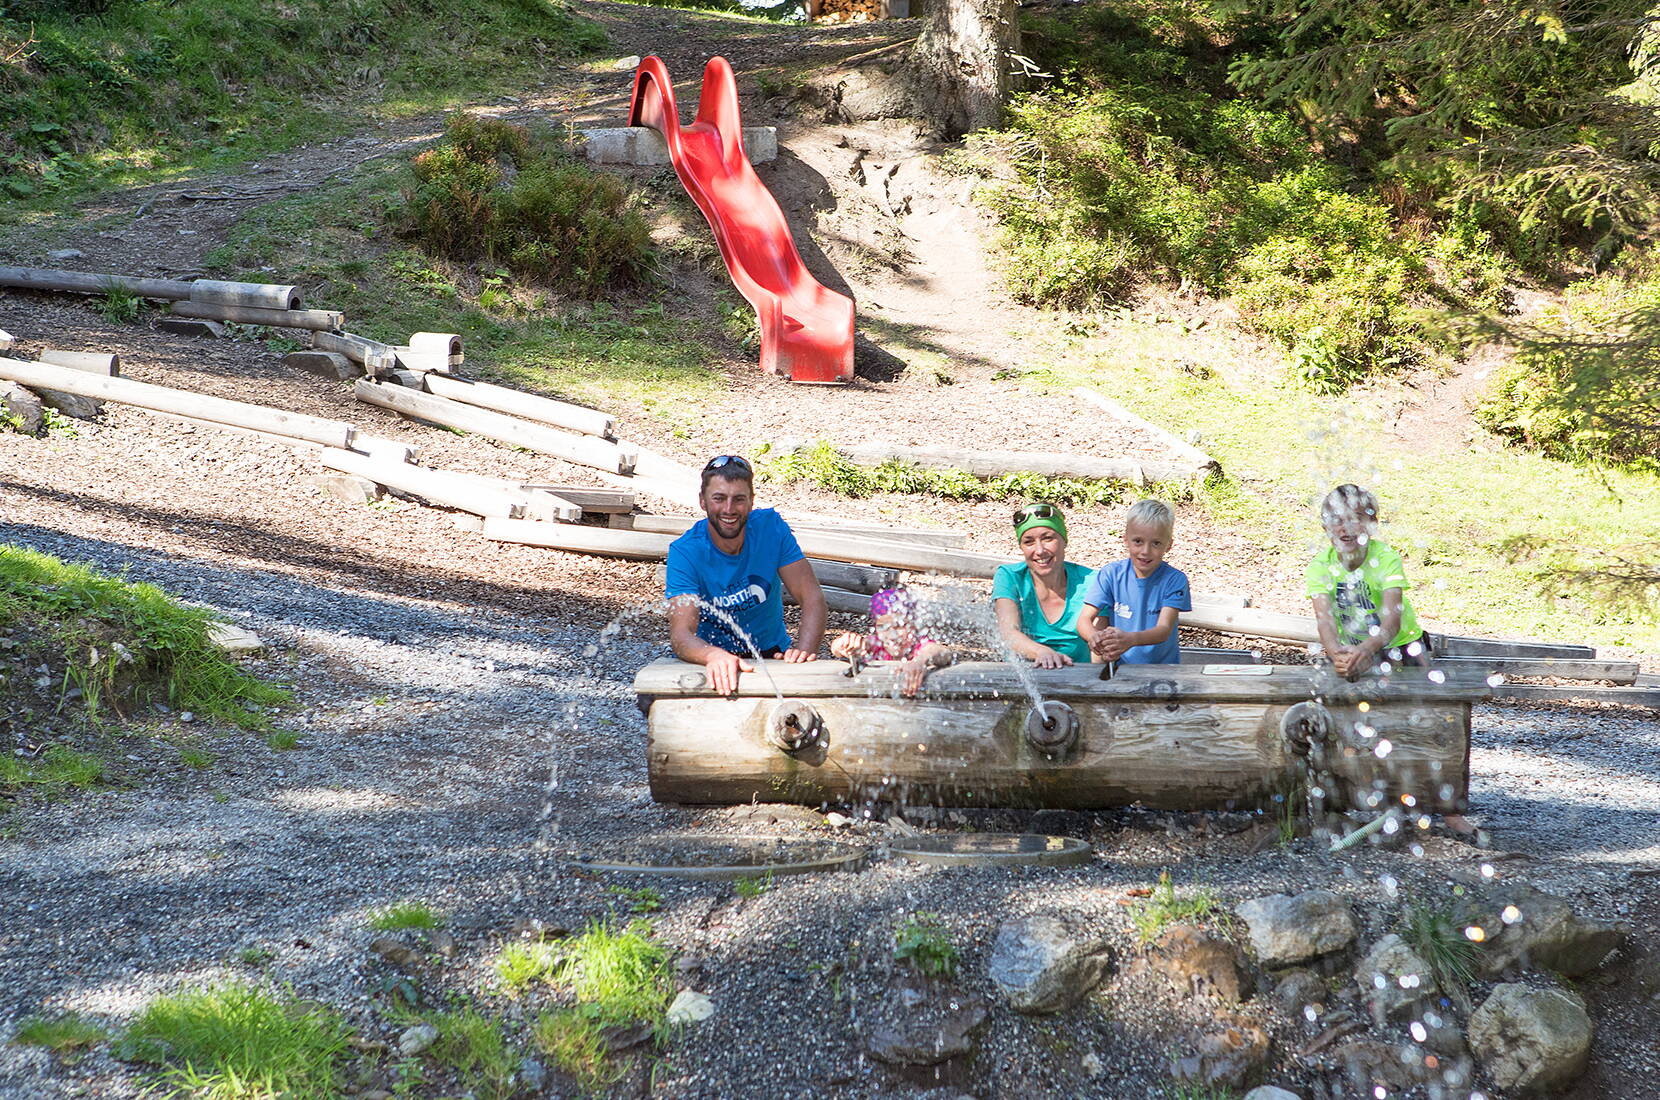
[705,649,753,695]
[781,646,817,664]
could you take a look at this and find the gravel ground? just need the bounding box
[1,521,1656,1099]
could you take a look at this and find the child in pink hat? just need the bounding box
[830,587,953,696]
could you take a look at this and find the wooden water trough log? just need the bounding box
[314,331,397,375]
[773,437,1200,487]
[188,279,301,311]
[39,349,119,375]
[520,485,636,513]
[628,512,968,548]
[354,379,638,474]
[408,331,463,365]
[171,300,344,332]
[0,357,355,447]
[634,661,1488,812]
[319,448,559,519]
[399,368,617,439]
[0,265,195,301]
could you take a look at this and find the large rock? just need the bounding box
[1458,882,1627,977]
[862,971,988,1066]
[988,914,1113,1014]
[0,381,43,435]
[1153,923,1251,1003]
[1468,983,1592,1097]
[1243,1089,1303,1100]
[1354,934,1437,1022]
[1236,890,1357,967]
[1171,1020,1271,1089]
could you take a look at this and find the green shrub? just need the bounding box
[1129,870,1219,943]
[893,915,959,978]
[399,114,654,298]
[117,983,350,1100]
[968,2,1519,388]
[757,441,1138,506]
[0,545,288,728]
[1476,266,1660,473]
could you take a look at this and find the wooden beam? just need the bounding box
[773,437,1201,486]
[483,517,673,559]
[39,349,118,376]
[188,279,301,311]
[1436,656,1638,684]
[1072,387,1219,477]
[171,300,343,332]
[0,357,354,447]
[786,584,871,615]
[519,485,636,513]
[142,409,326,451]
[791,527,1009,577]
[408,331,462,363]
[809,558,899,594]
[1434,635,1596,660]
[319,448,545,519]
[353,379,638,474]
[0,265,194,301]
[313,331,396,375]
[1180,605,1322,644]
[403,368,616,440]
[1491,684,1660,707]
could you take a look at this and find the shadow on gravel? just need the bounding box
[1468,782,1660,858]
[0,484,634,627]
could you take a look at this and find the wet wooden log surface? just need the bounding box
[638,661,1482,811]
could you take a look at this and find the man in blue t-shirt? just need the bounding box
[664,455,827,694]
[1076,499,1192,665]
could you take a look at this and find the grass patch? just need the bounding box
[1129,871,1220,944]
[13,1013,108,1062]
[493,940,562,995]
[425,1010,519,1100]
[0,545,288,728]
[606,885,663,914]
[1019,335,1660,650]
[893,914,959,978]
[264,729,302,751]
[204,165,721,414]
[530,1009,625,1094]
[1398,899,1479,995]
[116,982,350,1100]
[0,0,604,204]
[178,744,215,770]
[733,873,772,901]
[756,439,1143,506]
[368,901,443,932]
[398,114,654,298]
[526,918,674,1091]
[0,744,106,797]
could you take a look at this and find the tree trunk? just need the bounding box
[908,0,1021,137]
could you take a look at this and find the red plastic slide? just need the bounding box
[629,56,855,384]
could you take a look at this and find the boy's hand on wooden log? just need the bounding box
[1093,625,1131,661]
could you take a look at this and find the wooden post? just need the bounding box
[314,331,397,375]
[354,379,638,474]
[188,279,301,311]
[171,301,343,331]
[0,357,355,447]
[401,368,617,440]
[484,517,675,559]
[1072,387,1220,477]
[38,349,119,376]
[0,265,194,301]
[318,448,547,519]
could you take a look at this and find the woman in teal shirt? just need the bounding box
[991,503,1093,667]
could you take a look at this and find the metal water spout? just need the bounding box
[768,700,825,755]
[1024,700,1080,758]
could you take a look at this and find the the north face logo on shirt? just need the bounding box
[711,575,771,611]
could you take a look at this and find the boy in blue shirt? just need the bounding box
[1076,499,1191,665]
[665,455,826,694]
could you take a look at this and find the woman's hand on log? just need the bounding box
[1030,646,1073,670]
[705,649,754,695]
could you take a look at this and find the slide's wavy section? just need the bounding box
[630,56,854,384]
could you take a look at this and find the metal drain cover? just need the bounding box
[569,834,867,880]
[888,833,1092,867]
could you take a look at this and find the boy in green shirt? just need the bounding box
[1306,484,1432,680]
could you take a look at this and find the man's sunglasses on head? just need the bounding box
[703,455,753,475]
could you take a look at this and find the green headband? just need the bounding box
[1015,512,1067,542]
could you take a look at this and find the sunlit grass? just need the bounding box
[367,900,443,932]
[1020,324,1660,650]
[425,1010,519,1100]
[116,983,350,1100]
[1129,871,1221,944]
[13,1013,108,1062]
[0,745,106,797]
